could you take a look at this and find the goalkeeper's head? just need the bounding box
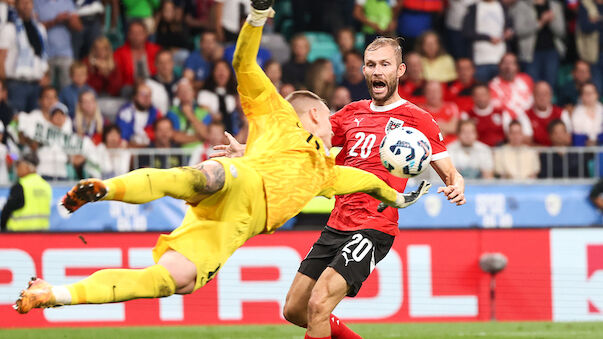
[286,90,333,149]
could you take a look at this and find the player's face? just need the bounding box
[363,46,404,105]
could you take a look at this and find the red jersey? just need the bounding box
[421,101,460,144]
[446,80,475,113]
[398,79,426,105]
[526,105,565,146]
[462,105,507,146]
[328,99,448,236]
[489,74,534,118]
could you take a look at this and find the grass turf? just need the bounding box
[2,322,603,339]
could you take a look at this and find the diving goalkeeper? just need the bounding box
[14,0,430,314]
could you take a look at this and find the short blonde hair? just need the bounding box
[285,90,326,115]
[365,37,403,65]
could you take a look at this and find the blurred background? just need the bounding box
[1,0,603,330]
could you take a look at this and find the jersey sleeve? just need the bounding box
[233,22,297,123]
[419,113,449,161]
[330,108,346,147]
[320,165,398,204]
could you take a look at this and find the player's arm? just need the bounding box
[325,166,431,210]
[231,4,276,104]
[431,157,466,205]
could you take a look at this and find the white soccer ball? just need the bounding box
[379,126,432,178]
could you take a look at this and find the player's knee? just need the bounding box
[283,301,307,327]
[307,289,330,320]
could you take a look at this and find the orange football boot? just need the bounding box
[61,178,107,213]
[14,278,57,314]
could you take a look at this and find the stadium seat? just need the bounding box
[304,32,339,63]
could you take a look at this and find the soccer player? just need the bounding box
[13,0,430,314]
[214,31,466,339]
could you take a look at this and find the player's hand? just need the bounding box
[378,180,431,212]
[210,132,246,158]
[437,184,466,206]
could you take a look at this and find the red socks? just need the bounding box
[305,314,361,339]
[329,314,362,339]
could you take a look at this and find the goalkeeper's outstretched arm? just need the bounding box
[232,6,275,101]
[325,166,431,211]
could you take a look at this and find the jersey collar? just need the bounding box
[370,99,407,112]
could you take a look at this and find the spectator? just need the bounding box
[396,0,444,52]
[114,20,161,93]
[213,0,249,43]
[422,81,459,144]
[282,34,311,88]
[576,0,603,93]
[74,90,103,143]
[333,27,357,82]
[494,120,540,179]
[0,152,51,232]
[448,119,494,179]
[340,51,370,101]
[122,0,160,33]
[0,79,14,143]
[34,0,82,90]
[463,0,513,82]
[306,58,336,104]
[155,0,191,59]
[183,31,221,89]
[189,120,227,165]
[183,0,213,36]
[462,83,508,146]
[417,31,457,82]
[557,60,592,109]
[446,58,477,113]
[445,0,475,59]
[0,0,12,27]
[398,51,426,104]
[353,0,399,46]
[95,124,131,178]
[526,81,571,146]
[0,0,48,113]
[148,49,178,111]
[139,117,183,169]
[571,82,603,146]
[331,86,352,112]
[71,0,104,60]
[264,59,283,91]
[59,61,94,117]
[84,36,123,97]
[509,0,565,88]
[538,119,582,178]
[197,60,239,134]
[489,53,535,129]
[115,83,162,148]
[167,78,211,147]
[280,83,295,98]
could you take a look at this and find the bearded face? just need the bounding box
[363,46,404,105]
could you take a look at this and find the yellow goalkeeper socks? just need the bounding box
[102,167,207,204]
[64,264,176,305]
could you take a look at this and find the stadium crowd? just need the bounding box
[0,0,602,184]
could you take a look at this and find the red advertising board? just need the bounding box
[0,229,560,328]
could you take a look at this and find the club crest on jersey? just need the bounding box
[385,117,405,134]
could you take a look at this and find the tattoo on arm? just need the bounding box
[192,162,225,194]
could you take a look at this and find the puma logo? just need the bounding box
[354,118,363,127]
[342,252,353,266]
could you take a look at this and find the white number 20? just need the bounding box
[349,132,377,158]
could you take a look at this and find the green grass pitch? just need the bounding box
[2,322,603,339]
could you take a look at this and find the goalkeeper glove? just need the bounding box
[378,180,431,212]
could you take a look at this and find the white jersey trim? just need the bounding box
[431,151,450,161]
[370,99,407,112]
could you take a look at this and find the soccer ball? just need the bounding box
[379,127,432,178]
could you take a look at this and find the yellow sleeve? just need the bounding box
[320,166,398,205]
[232,22,294,119]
